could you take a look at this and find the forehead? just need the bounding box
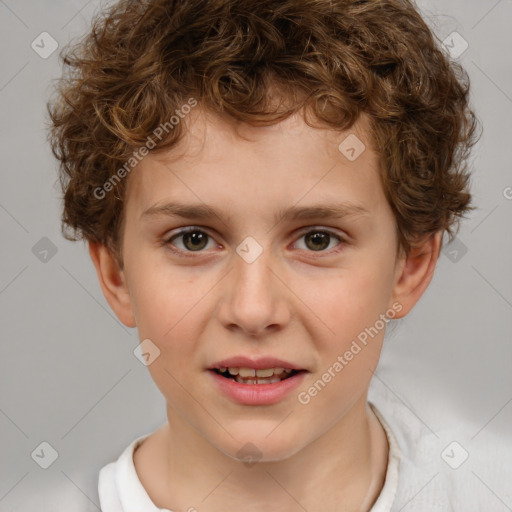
[124,108,387,223]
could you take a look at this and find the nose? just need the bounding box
[216,245,291,338]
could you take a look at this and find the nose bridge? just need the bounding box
[234,236,275,306]
[235,241,272,295]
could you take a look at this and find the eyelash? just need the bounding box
[164,226,347,257]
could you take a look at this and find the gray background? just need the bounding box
[0,0,511,510]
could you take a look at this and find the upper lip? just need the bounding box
[209,356,306,371]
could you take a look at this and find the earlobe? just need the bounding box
[390,231,443,319]
[88,242,136,328]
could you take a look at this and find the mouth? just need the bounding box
[210,366,304,385]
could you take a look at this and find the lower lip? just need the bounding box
[208,370,307,405]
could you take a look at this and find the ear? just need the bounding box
[88,242,136,328]
[390,231,443,319]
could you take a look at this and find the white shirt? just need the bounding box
[98,377,512,511]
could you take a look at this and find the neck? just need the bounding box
[142,396,389,511]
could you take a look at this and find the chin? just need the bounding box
[212,424,308,464]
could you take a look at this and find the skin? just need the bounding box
[90,107,441,511]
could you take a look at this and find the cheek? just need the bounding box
[132,270,205,402]
[302,262,394,344]
[126,250,204,337]
[297,271,391,409]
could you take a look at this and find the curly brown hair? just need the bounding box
[47,0,479,263]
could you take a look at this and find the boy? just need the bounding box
[47,0,480,510]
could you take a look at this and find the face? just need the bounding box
[112,109,409,461]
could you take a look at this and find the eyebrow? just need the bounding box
[141,201,370,225]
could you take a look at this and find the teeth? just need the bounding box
[235,376,283,384]
[255,368,274,377]
[238,367,256,378]
[224,367,290,377]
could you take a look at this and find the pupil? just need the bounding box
[184,231,207,251]
[306,232,329,251]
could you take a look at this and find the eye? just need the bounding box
[164,226,346,256]
[165,227,217,253]
[293,228,345,253]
